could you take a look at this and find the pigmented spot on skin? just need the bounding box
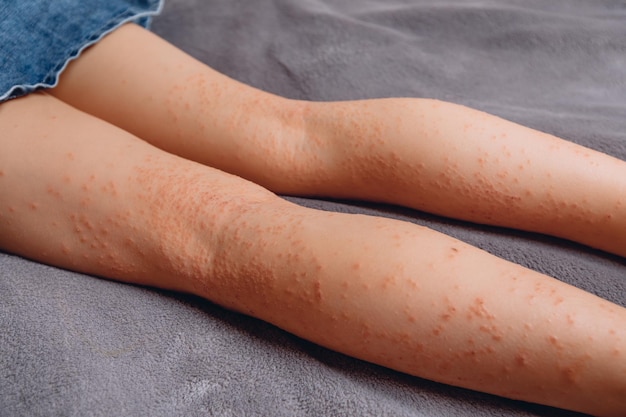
[381,275,397,289]
[515,351,530,368]
[490,333,503,342]
[432,325,444,337]
[0,170,5,177]
[440,305,457,322]
[439,312,453,323]
[560,366,580,385]
[46,185,63,200]
[463,349,478,362]
[405,310,417,324]
[549,335,564,351]
[313,280,323,302]
[407,278,420,291]
[100,181,119,197]
[467,297,495,320]
[447,247,460,260]
[29,202,39,211]
[479,324,504,341]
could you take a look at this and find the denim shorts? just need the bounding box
[0,0,164,102]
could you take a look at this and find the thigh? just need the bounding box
[49,24,313,194]
[0,92,275,293]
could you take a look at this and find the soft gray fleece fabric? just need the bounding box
[2,0,626,416]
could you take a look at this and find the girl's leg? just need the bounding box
[0,92,281,292]
[302,99,626,257]
[51,24,626,257]
[50,24,308,193]
[1,93,625,416]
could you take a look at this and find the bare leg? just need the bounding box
[0,93,275,292]
[51,24,626,257]
[1,93,625,416]
[302,99,626,257]
[50,24,307,192]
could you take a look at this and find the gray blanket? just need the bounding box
[2,1,625,416]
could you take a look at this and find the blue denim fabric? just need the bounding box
[0,0,164,102]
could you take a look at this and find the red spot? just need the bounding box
[464,350,478,359]
[515,352,529,367]
[46,185,63,199]
[381,275,396,289]
[313,280,323,302]
[548,335,563,350]
[560,367,579,385]
[468,297,494,320]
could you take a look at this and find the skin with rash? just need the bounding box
[0,23,625,416]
